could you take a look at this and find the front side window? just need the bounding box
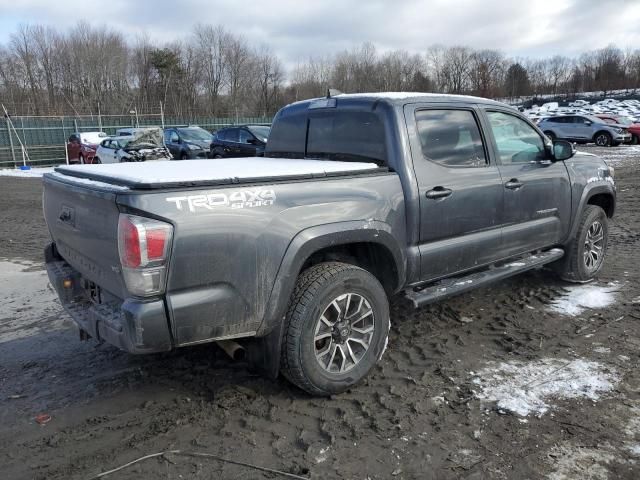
[415,109,487,168]
[239,129,253,143]
[487,111,546,164]
[169,131,180,143]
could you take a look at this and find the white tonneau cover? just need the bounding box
[54,157,381,188]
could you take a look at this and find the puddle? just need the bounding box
[473,358,618,417]
[0,260,67,343]
[548,283,618,316]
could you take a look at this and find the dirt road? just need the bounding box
[1,146,639,479]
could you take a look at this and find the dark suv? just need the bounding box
[163,126,213,160]
[210,125,270,158]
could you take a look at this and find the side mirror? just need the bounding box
[584,121,592,126]
[553,140,575,161]
[246,138,257,145]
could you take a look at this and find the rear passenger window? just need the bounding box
[415,109,487,168]
[225,128,239,142]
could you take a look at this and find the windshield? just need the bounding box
[79,132,107,145]
[248,126,270,142]
[177,127,213,142]
[616,116,634,126]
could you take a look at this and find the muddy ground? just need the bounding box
[0,146,639,480]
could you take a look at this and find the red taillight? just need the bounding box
[119,216,141,268]
[118,214,173,297]
[145,227,168,261]
[118,214,172,268]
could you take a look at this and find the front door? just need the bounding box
[482,109,572,257]
[238,129,258,157]
[405,105,505,282]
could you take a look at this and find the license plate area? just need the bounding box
[83,279,103,304]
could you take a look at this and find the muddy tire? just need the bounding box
[557,205,608,283]
[280,262,390,396]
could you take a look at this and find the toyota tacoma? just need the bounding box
[43,93,616,395]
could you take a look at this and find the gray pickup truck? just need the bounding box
[43,92,616,395]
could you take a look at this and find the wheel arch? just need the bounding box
[593,130,612,142]
[566,184,616,243]
[260,221,405,335]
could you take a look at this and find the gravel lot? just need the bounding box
[1,146,639,479]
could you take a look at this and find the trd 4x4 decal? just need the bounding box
[166,189,276,212]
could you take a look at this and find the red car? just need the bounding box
[596,115,640,145]
[66,132,107,164]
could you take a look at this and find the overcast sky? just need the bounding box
[1,0,639,70]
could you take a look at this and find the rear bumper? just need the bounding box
[45,243,173,354]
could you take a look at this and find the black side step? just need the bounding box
[405,248,564,308]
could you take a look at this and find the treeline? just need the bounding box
[1,23,639,117]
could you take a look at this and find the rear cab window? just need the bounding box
[266,102,388,166]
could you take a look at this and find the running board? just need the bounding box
[405,248,564,308]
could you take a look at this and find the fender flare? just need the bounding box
[566,182,616,243]
[259,219,406,336]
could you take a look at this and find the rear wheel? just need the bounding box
[180,152,188,160]
[280,262,390,396]
[79,154,85,164]
[594,132,612,147]
[631,134,639,145]
[93,157,101,164]
[556,205,608,283]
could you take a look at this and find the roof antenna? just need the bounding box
[326,88,343,98]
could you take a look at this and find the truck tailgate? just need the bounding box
[43,175,126,299]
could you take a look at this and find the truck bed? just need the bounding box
[54,157,383,189]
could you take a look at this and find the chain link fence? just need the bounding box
[0,113,273,169]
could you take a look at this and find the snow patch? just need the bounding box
[548,283,618,316]
[54,157,380,186]
[473,358,618,417]
[0,166,57,177]
[546,443,615,480]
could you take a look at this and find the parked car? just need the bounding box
[210,125,270,158]
[163,126,212,159]
[596,115,640,144]
[538,114,631,146]
[94,128,171,163]
[43,92,615,395]
[66,131,107,164]
[115,127,150,137]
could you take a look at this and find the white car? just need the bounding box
[94,128,171,164]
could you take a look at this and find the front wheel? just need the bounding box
[630,134,639,145]
[594,132,612,147]
[544,131,556,141]
[93,157,101,164]
[280,262,390,396]
[556,205,608,283]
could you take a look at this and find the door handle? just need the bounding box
[425,187,453,199]
[505,179,524,190]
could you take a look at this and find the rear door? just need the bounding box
[224,128,242,156]
[404,104,505,281]
[482,109,571,256]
